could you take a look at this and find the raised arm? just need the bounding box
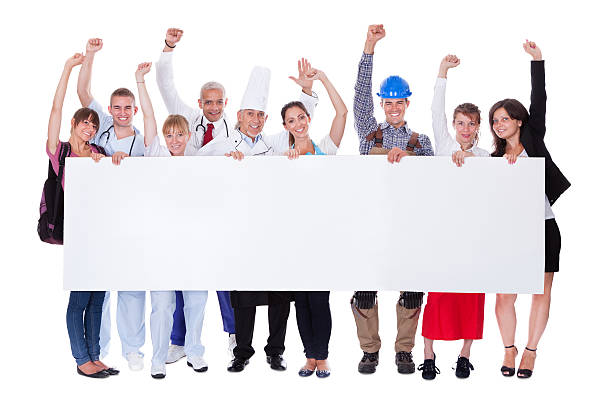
[524,40,546,137]
[355,25,385,152]
[155,28,199,121]
[48,54,85,155]
[432,55,460,155]
[77,38,102,107]
[289,58,318,116]
[135,63,157,148]
[307,68,348,147]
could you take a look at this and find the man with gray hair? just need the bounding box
[155,27,235,366]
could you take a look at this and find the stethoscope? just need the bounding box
[99,125,136,156]
[195,117,229,139]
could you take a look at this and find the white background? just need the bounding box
[0,0,609,406]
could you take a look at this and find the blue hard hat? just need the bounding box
[377,75,412,99]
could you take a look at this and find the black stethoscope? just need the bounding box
[99,125,136,156]
[195,117,229,140]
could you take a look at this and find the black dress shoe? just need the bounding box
[104,367,120,376]
[77,367,109,379]
[454,356,474,379]
[227,358,249,372]
[266,354,287,371]
[417,354,440,380]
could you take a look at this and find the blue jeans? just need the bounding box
[66,291,106,365]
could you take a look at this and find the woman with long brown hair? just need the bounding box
[491,40,570,379]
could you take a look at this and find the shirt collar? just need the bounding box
[238,130,262,145]
[380,121,411,133]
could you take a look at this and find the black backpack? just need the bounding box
[38,142,105,244]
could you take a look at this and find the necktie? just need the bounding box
[203,123,214,146]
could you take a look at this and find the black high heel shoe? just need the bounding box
[517,347,537,379]
[501,345,517,377]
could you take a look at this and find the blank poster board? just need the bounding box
[64,156,544,293]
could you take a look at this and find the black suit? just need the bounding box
[494,60,570,205]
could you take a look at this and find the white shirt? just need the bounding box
[197,128,276,156]
[431,78,489,157]
[156,52,230,156]
[144,134,171,157]
[156,51,319,156]
[88,100,145,156]
[519,150,555,219]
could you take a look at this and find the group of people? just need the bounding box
[47,25,569,381]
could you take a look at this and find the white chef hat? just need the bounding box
[239,66,271,113]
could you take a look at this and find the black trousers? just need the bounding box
[294,291,332,360]
[233,302,291,360]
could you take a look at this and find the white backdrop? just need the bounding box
[0,0,609,407]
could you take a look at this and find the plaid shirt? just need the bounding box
[354,53,434,156]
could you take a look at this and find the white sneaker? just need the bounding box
[228,334,237,358]
[166,344,186,364]
[187,356,208,372]
[151,364,166,379]
[126,352,144,371]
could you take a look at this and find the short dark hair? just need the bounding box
[489,99,529,157]
[281,101,310,147]
[110,88,135,104]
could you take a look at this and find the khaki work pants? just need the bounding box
[351,291,421,353]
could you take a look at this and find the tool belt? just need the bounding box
[365,125,421,155]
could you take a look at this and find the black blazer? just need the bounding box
[494,61,570,205]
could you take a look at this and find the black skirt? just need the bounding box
[545,218,561,272]
[230,291,294,308]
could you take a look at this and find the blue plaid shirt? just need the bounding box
[354,53,434,156]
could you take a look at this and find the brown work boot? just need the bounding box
[395,351,415,374]
[358,351,379,374]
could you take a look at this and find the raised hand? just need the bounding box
[438,54,460,78]
[166,28,184,48]
[135,62,152,82]
[288,58,314,91]
[65,53,85,70]
[86,38,103,54]
[367,24,386,43]
[364,24,385,54]
[523,39,542,61]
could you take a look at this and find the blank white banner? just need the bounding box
[64,156,544,293]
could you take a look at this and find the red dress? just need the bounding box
[421,293,485,340]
